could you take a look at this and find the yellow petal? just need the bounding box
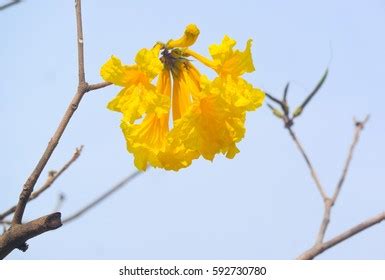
[169,88,245,161]
[209,36,255,76]
[100,55,147,86]
[171,63,192,121]
[225,142,240,159]
[107,83,168,123]
[158,143,200,171]
[135,47,163,80]
[121,113,169,171]
[209,35,237,61]
[166,24,200,48]
[212,75,265,113]
[182,62,203,99]
[106,60,170,123]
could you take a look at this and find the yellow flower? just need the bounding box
[101,24,265,171]
[101,47,169,123]
[184,35,255,77]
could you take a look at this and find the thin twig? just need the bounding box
[287,127,328,201]
[297,211,385,260]
[0,0,21,11]
[31,146,83,200]
[87,82,112,91]
[314,116,370,244]
[265,92,284,106]
[63,171,142,224]
[0,146,82,221]
[331,116,370,204]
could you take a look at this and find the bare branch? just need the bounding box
[0,146,83,221]
[0,0,21,11]
[331,115,370,204]
[31,146,83,200]
[0,213,62,259]
[87,82,112,92]
[315,116,369,244]
[63,171,141,224]
[265,92,284,107]
[270,72,377,259]
[287,127,328,201]
[315,198,332,244]
[75,0,86,84]
[11,0,88,225]
[297,211,385,260]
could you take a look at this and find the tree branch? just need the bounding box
[287,127,328,201]
[86,82,112,92]
[63,171,141,224]
[0,213,62,259]
[10,0,109,225]
[315,116,370,244]
[267,77,378,259]
[331,116,370,204]
[75,0,85,84]
[0,146,83,221]
[297,211,385,260]
[0,0,21,11]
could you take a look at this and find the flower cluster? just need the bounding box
[100,24,265,171]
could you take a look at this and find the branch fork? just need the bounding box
[267,71,382,259]
[0,0,110,259]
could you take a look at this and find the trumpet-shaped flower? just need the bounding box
[101,24,265,171]
[101,48,169,123]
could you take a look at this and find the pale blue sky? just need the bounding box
[1,0,385,259]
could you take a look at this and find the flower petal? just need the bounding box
[107,83,168,123]
[158,143,200,171]
[171,64,193,121]
[209,36,255,76]
[211,75,265,113]
[107,66,171,123]
[100,55,147,86]
[166,24,200,49]
[135,47,163,80]
[121,113,169,171]
[169,84,246,161]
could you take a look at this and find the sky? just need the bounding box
[1,0,385,259]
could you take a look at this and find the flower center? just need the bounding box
[160,48,187,73]
[158,47,196,121]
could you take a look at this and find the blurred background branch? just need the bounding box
[63,171,142,224]
[0,0,21,11]
[0,146,83,221]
